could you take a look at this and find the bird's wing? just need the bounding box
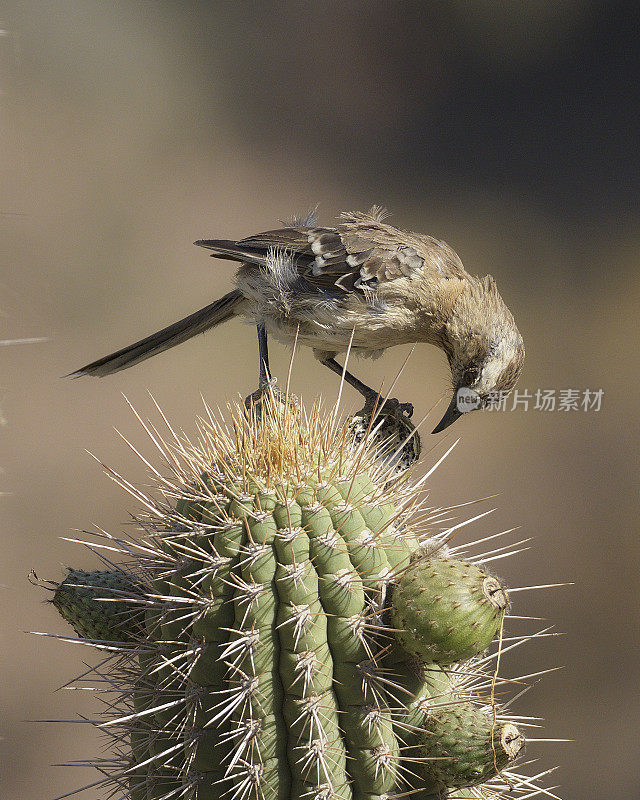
[300,211,467,290]
[305,213,427,291]
[195,229,315,270]
[196,209,466,293]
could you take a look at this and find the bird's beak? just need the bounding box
[431,393,463,434]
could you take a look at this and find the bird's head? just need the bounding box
[432,276,525,433]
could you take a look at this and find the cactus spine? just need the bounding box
[45,396,557,800]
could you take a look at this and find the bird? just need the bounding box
[70,207,524,433]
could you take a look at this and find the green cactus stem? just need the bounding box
[43,394,557,800]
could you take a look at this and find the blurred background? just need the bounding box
[1,2,638,798]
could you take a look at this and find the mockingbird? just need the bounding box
[71,208,524,433]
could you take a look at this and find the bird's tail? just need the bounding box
[70,289,244,377]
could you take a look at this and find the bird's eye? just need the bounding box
[462,367,479,385]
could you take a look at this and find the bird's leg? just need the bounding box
[320,356,414,419]
[246,323,296,411]
[257,322,272,387]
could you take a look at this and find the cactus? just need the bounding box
[44,395,558,800]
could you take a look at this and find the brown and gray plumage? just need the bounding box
[71,208,524,433]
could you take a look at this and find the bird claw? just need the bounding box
[395,400,414,419]
[362,395,414,420]
[349,398,421,469]
[244,379,298,414]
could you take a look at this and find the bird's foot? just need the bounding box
[244,378,298,416]
[361,394,414,421]
[348,405,421,470]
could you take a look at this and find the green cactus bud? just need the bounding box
[44,395,557,800]
[52,568,144,641]
[389,556,509,665]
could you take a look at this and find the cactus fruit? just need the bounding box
[44,395,558,800]
[415,690,525,793]
[389,557,510,665]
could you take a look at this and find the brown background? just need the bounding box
[1,3,638,799]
